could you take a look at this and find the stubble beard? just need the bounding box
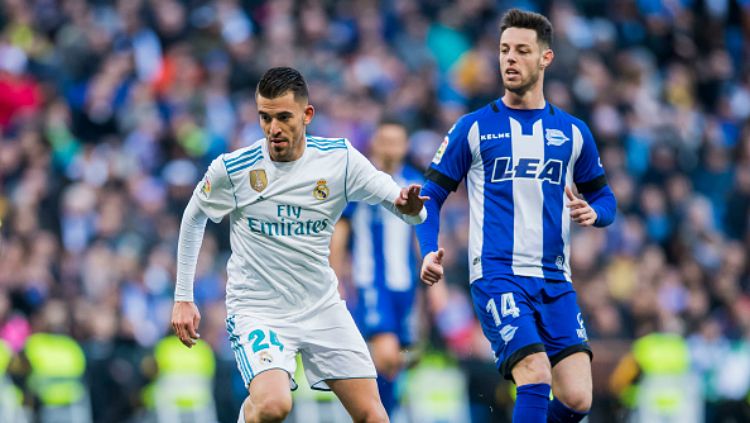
[503,68,540,96]
[269,144,285,161]
[270,133,305,162]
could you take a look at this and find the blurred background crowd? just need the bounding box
[0,0,749,422]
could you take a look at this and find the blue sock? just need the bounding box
[514,383,551,423]
[377,375,396,415]
[547,397,589,423]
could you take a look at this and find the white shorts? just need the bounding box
[225,299,376,391]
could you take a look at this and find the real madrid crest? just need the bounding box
[258,350,273,364]
[313,179,330,200]
[249,169,268,192]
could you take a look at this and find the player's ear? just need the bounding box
[540,48,554,69]
[303,104,315,125]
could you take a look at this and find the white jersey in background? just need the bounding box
[192,136,425,317]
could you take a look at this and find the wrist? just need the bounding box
[590,204,601,225]
[419,243,439,258]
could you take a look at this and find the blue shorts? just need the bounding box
[470,275,592,380]
[352,286,417,347]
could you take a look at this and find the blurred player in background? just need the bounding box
[170,67,428,423]
[331,120,442,417]
[417,9,616,423]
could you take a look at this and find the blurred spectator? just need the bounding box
[0,1,747,421]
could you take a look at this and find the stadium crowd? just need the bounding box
[0,0,748,421]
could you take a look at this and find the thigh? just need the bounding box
[537,282,592,366]
[248,368,293,403]
[299,300,377,390]
[226,315,298,389]
[470,277,545,380]
[327,378,386,421]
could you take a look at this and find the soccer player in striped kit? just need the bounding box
[417,9,616,423]
[331,120,425,416]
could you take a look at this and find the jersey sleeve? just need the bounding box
[345,140,401,204]
[424,116,473,192]
[192,155,236,223]
[573,122,608,194]
[341,202,357,220]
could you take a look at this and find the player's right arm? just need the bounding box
[415,117,473,285]
[172,156,235,348]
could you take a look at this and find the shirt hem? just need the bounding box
[470,269,571,283]
[226,285,340,321]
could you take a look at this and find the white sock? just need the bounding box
[237,396,249,423]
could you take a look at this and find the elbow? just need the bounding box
[594,214,615,228]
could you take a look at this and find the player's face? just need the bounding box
[371,124,408,167]
[499,27,553,95]
[257,91,314,162]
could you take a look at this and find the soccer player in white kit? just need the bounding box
[170,67,427,423]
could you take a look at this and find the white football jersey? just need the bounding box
[193,136,423,317]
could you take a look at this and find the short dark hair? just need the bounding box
[499,8,553,48]
[256,67,309,101]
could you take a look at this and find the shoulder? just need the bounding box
[549,104,593,137]
[306,136,348,152]
[402,163,425,181]
[450,105,492,135]
[222,140,265,175]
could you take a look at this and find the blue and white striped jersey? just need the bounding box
[342,164,423,292]
[425,100,607,282]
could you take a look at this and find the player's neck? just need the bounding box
[501,86,546,110]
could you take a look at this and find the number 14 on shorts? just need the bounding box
[486,293,520,327]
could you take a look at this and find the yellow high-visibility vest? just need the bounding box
[25,333,86,406]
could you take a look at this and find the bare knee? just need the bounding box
[551,352,593,412]
[352,402,389,423]
[555,387,592,412]
[512,352,552,386]
[370,334,402,379]
[373,348,402,379]
[249,396,292,423]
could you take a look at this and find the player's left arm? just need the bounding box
[393,183,430,216]
[570,124,617,227]
[376,184,429,224]
[581,184,616,227]
[566,185,616,227]
[345,141,428,225]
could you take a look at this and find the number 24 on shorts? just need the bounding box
[486,293,520,327]
[248,329,285,353]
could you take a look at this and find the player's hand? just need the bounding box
[395,184,429,216]
[171,301,201,348]
[566,186,597,227]
[421,248,445,286]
